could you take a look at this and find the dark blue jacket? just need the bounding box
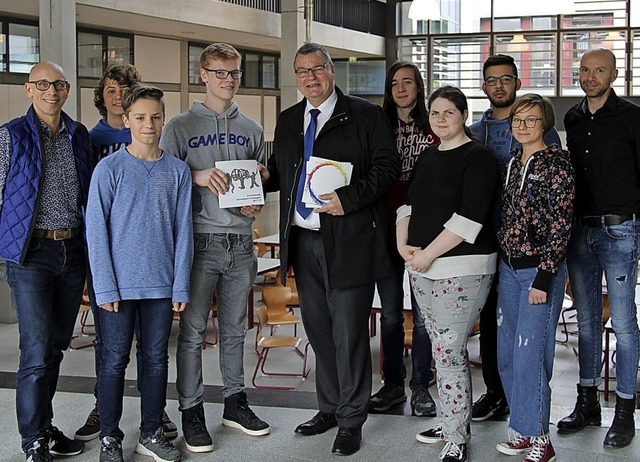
[0,106,92,264]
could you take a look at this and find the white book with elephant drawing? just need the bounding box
[215,159,265,209]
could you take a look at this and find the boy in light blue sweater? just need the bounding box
[86,84,193,462]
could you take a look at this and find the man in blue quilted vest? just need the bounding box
[0,61,91,462]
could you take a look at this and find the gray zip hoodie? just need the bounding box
[160,101,265,235]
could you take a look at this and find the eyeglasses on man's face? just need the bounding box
[28,80,69,91]
[511,117,542,128]
[484,74,517,86]
[295,63,330,78]
[202,68,243,80]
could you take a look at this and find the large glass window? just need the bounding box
[9,23,38,73]
[189,45,202,84]
[77,30,132,78]
[0,22,5,72]
[334,60,386,96]
[78,32,102,78]
[632,31,640,95]
[560,29,626,96]
[398,0,639,97]
[244,53,260,88]
[495,33,557,96]
[107,35,132,66]
[633,0,640,27]
[261,55,278,89]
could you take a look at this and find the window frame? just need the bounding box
[76,27,134,79]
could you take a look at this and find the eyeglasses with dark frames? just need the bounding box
[202,68,243,80]
[28,80,69,91]
[484,74,517,86]
[511,117,543,128]
[295,63,330,78]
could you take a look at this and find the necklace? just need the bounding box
[140,158,159,178]
[126,147,161,177]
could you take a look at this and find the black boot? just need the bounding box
[603,394,636,448]
[557,384,601,434]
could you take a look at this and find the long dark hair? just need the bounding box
[428,85,474,140]
[383,61,429,135]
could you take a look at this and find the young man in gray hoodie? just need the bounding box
[160,43,269,454]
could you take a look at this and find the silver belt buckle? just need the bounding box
[53,229,69,240]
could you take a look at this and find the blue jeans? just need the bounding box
[6,236,86,450]
[87,265,143,399]
[497,261,567,436]
[98,298,173,440]
[567,219,640,399]
[376,251,433,389]
[176,233,256,408]
[411,273,493,445]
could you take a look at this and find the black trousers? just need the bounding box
[291,228,374,428]
[478,274,506,399]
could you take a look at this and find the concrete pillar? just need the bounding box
[180,40,190,113]
[39,0,78,118]
[385,0,399,70]
[280,0,305,110]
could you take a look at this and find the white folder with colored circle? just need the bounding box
[302,156,353,208]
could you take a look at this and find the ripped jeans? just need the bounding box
[497,261,567,436]
[567,220,640,399]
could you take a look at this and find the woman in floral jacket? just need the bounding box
[495,94,575,462]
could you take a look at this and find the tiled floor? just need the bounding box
[0,290,638,461]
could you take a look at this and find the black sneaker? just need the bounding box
[46,426,85,456]
[182,403,213,453]
[99,436,124,462]
[162,410,178,439]
[411,388,437,417]
[440,441,468,462]
[471,393,509,421]
[25,438,52,462]
[74,402,100,441]
[369,383,407,412]
[222,391,270,436]
[416,424,444,444]
[135,427,181,462]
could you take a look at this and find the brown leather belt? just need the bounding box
[32,228,81,240]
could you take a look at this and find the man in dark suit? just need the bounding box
[263,42,399,456]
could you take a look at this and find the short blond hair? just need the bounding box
[200,43,241,67]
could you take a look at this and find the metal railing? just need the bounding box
[217,0,281,13]
[217,0,386,36]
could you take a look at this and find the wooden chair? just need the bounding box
[69,284,95,350]
[252,307,309,390]
[276,268,300,313]
[261,285,301,338]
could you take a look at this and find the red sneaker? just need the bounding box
[496,429,532,455]
[523,435,556,462]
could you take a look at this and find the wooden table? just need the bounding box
[254,233,280,258]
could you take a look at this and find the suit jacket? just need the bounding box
[266,87,400,289]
